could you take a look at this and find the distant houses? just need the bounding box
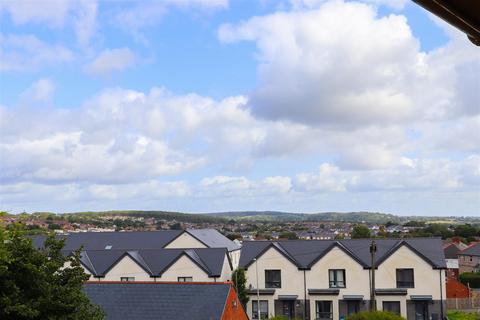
[458,242,480,274]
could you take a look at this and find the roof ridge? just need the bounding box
[184,249,212,275]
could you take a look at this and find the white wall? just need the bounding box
[160,255,211,281]
[245,247,303,319]
[230,249,241,270]
[102,255,151,281]
[376,245,445,300]
[308,246,370,320]
[220,254,233,282]
[165,232,207,249]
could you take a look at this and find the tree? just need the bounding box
[0,225,104,320]
[454,224,479,239]
[351,225,371,239]
[226,233,242,241]
[279,231,298,240]
[169,222,183,230]
[232,268,249,308]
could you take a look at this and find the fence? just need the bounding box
[447,289,480,311]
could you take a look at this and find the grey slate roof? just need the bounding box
[443,242,465,259]
[34,229,239,252]
[458,242,480,257]
[83,283,231,320]
[187,229,240,251]
[63,230,183,251]
[75,248,229,277]
[239,238,447,269]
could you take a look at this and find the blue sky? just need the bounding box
[0,0,479,216]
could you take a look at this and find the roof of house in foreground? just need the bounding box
[239,238,447,269]
[83,282,232,320]
[74,247,230,277]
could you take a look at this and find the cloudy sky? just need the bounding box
[0,0,479,216]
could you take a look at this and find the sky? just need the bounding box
[0,0,479,216]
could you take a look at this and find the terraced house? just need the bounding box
[35,229,240,282]
[240,238,446,320]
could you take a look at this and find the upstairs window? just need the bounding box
[329,269,346,288]
[396,269,414,288]
[178,277,193,282]
[265,270,281,288]
[120,277,135,282]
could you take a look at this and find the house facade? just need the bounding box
[78,248,233,282]
[240,239,446,320]
[458,242,480,274]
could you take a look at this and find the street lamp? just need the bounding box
[254,258,261,320]
[370,240,377,311]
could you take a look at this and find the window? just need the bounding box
[177,277,193,282]
[383,301,401,315]
[120,277,135,282]
[329,269,346,288]
[316,301,333,320]
[265,270,281,288]
[252,300,269,320]
[396,269,414,288]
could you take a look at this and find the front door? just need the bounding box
[415,301,428,320]
[282,300,295,319]
[347,301,360,315]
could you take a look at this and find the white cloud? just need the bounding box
[85,48,136,75]
[0,0,98,46]
[199,175,292,197]
[74,0,98,47]
[113,0,228,42]
[0,33,74,72]
[289,0,407,10]
[0,0,71,27]
[218,0,479,128]
[20,78,55,103]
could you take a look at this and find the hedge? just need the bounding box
[347,311,405,320]
[459,272,480,288]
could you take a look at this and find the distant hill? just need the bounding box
[31,210,479,225]
[37,210,227,224]
[206,211,401,223]
[205,211,479,224]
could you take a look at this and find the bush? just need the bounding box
[447,311,480,320]
[459,272,480,288]
[347,311,405,320]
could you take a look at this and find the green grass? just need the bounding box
[448,311,480,320]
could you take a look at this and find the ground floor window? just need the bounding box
[252,300,269,320]
[383,301,401,315]
[120,277,135,282]
[316,300,333,320]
